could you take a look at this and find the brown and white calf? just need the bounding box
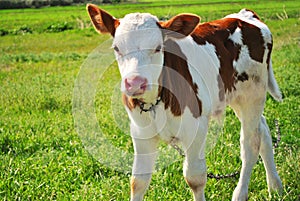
[87,4,283,201]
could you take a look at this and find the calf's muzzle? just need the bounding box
[124,76,148,97]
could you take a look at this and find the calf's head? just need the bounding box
[87,4,200,103]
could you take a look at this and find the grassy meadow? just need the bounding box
[0,0,299,200]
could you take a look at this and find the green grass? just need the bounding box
[0,1,299,200]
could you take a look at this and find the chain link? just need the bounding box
[170,143,185,157]
[207,171,240,180]
[273,119,281,149]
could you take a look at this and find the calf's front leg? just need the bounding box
[184,158,207,201]
[182,116,208,201]
[130,136,159,201]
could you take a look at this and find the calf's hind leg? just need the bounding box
[259,116,282,194]
[231,98,265,201]
[231,101,283,201]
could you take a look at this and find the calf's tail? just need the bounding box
[267,60,283,102]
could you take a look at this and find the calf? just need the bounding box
[87,4,283,201]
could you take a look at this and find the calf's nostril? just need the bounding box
[140,81,147,90]
[125,78,131,89]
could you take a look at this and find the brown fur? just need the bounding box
[245,9,261,20]
[158,14,200,38]
[240,21,265,63]
[130,177,141,195]
[122,94,140,111]
[158,39,202,118]
[266,42,273,70]
[185,177,205,193]
[87,4,119,36]
[191,18,266,93]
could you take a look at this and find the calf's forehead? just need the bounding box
[114,13,163,49]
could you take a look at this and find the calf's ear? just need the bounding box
[86,4,120,37]
[158,14,200,38]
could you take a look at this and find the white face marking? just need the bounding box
[113,13,164,102]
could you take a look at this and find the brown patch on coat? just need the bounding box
[240,21,265,63]
[236,72,249,82]
[158,39,202,118]
[225,39,241,62]
[191,17,265,95]
[266,42,273,70]
[245,9,261,20]
[130,177,137,194]
[122,94,140,111]
[185,178,204,193]
[130,176,144,195]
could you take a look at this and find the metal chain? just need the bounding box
[273,119,281,149]
[170,143,185,157]
[171,119,282,180]
[139,98,161,114]
[207,171,240,180]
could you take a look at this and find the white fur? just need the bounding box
[229,27,243,45]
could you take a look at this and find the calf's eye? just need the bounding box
[113,46,120,52]
[155,45,162,53]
